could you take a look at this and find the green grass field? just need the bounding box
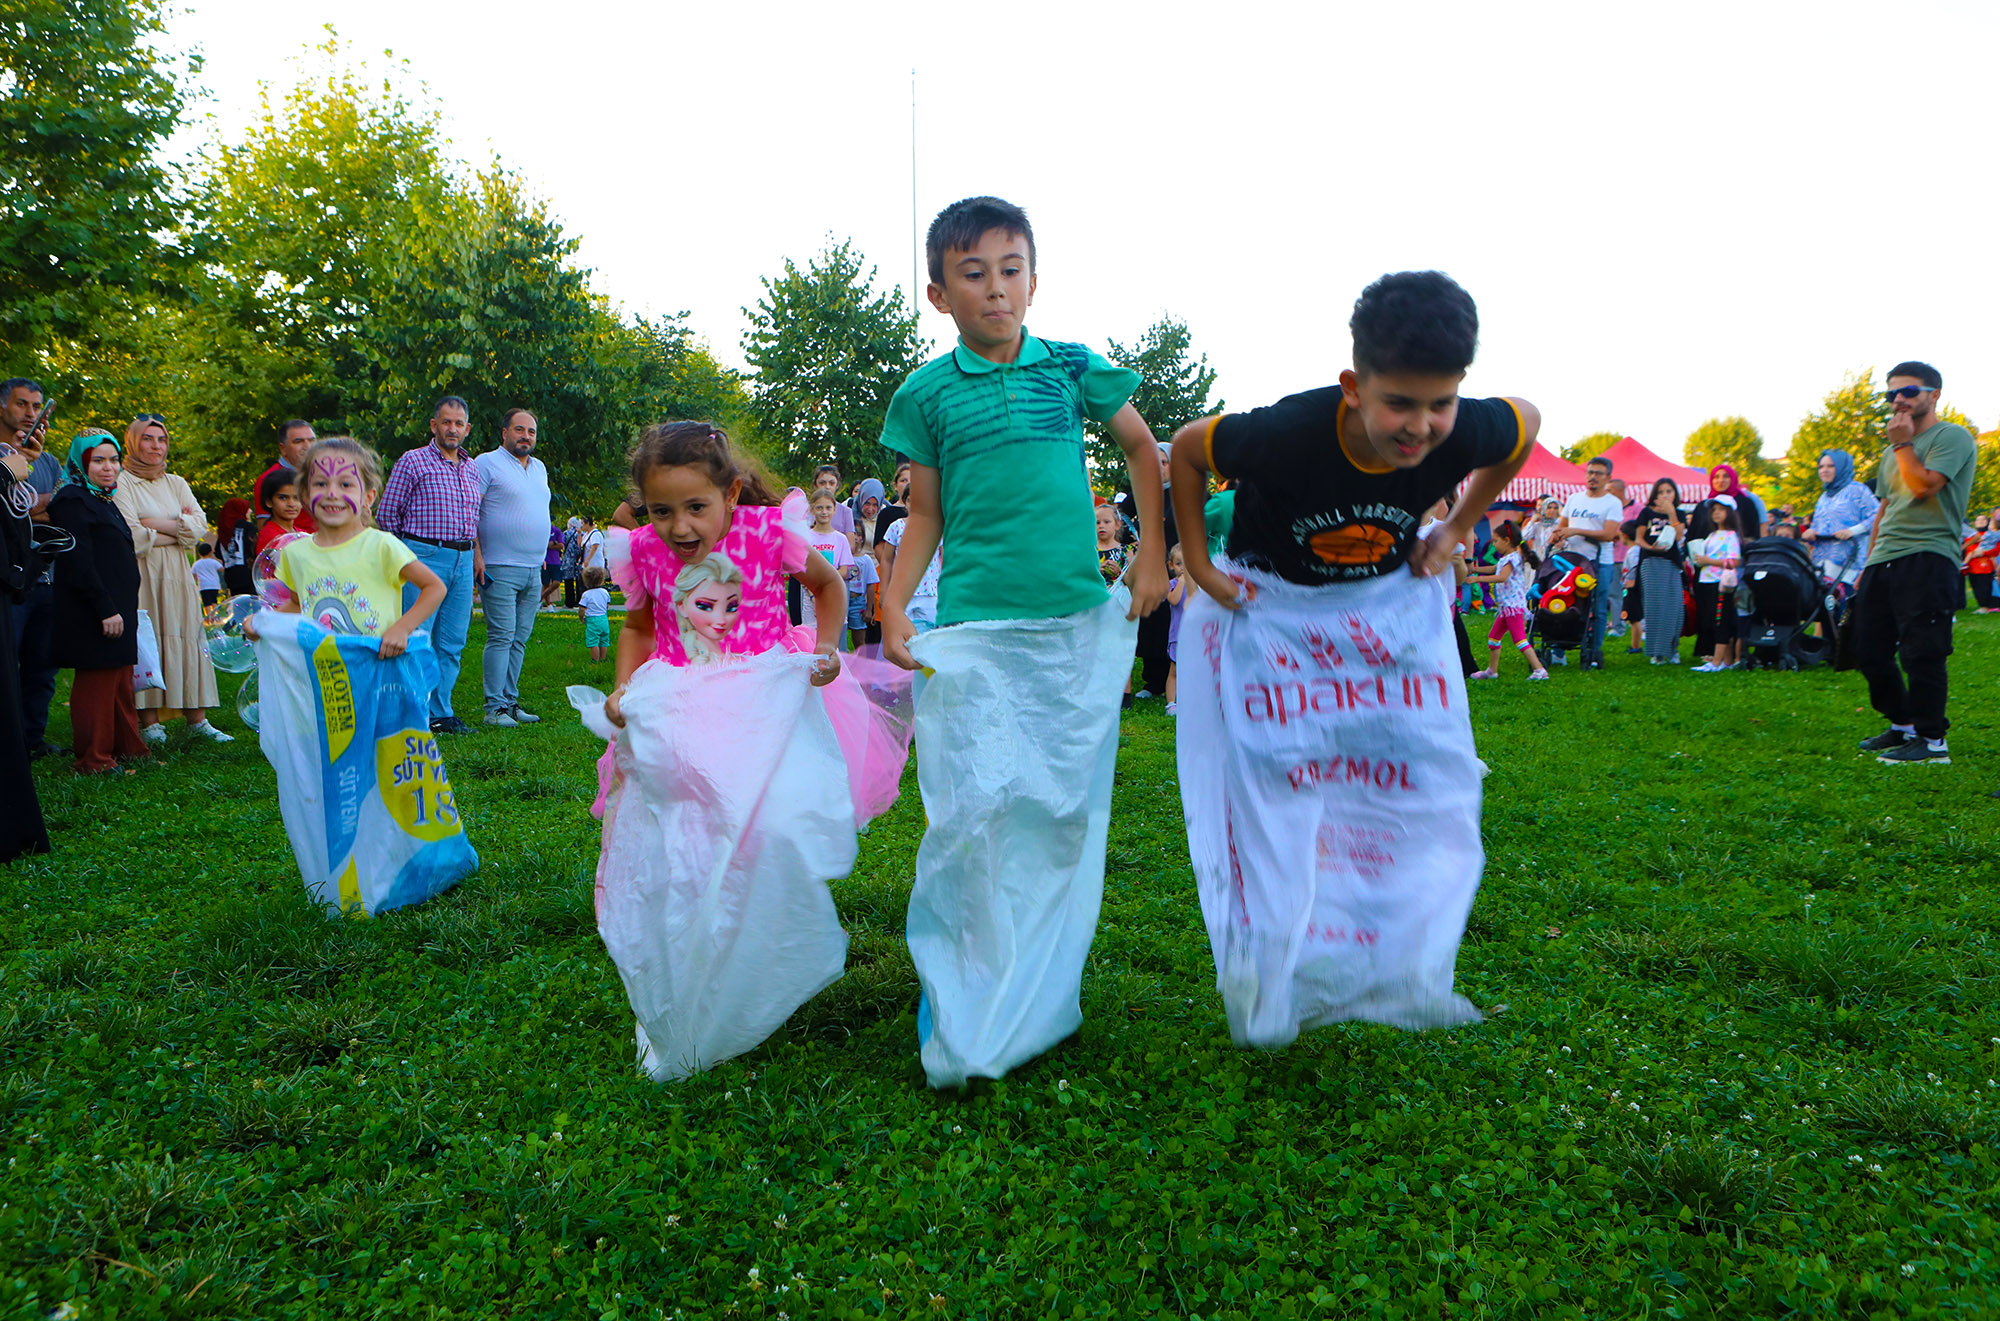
[4,612,1998,1319]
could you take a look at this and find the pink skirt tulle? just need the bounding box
[590,631,913,828]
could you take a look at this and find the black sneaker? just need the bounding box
[1857,728,1913,752]
[1879,740,1950,766]
[431,715,470,735]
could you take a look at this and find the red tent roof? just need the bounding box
[1597,437,1711,501]
[1495,442,1590,504]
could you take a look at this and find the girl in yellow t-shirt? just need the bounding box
[252,437,445,655]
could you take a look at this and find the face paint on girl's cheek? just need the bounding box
[311,457,363,515]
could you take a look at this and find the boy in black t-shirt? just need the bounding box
[1169,271,1535,594]
[1165,271,1539,1050]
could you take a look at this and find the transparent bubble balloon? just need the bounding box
[204,594,262,673]
[253,532,305,609]
[236,668,260,733]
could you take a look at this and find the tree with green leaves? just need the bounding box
[0,0,190,361]
[1086,315,1221,483]
[741,239,927,483]
[1778,370,1889,510]
[1683,417,1778,499]
[1559,432,1623,465]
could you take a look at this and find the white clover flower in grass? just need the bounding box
[1902,1263,1918,1277]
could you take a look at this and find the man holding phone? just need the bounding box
[2,378,64,758]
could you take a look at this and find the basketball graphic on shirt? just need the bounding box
[1309,522,1398,567]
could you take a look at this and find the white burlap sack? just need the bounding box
[1177,567,1483,1049]
[905,591,1137,1089]
[576,650,854,1082]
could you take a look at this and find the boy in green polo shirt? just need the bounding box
[880,195,1166,1090]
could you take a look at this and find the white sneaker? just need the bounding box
[187,721,234,742]
[1134,689,1156,700]
[509,705,542,725]
[1691,662,1718,672]
[140,723,167,744]
[1164,702,1179,715]
[485,708,519,728]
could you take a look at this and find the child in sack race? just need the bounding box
[1167,270,1537,1050]
[878,195,1167,1090]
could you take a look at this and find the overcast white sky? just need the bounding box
[163,0,1997,463]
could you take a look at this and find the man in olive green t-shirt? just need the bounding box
[1851,361,1978,765]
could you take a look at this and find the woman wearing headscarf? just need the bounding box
[111,414,227,743]
[0,427,50,856]
[559,515,584,607]
[49,431,150,774]
[1802,449,1879,587]
[1701,464,1765,540]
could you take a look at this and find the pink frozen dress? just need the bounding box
[593,490,911,826]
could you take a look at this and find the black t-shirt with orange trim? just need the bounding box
[1206,390,1526,584]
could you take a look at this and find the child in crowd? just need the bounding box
[1467,520,1550,680]
[191,541,223,609]
[879,196,1166,1089]
[1168,270,1535,1050]
[1163,542,1198,714]
[845,539,879,651]
[256,469,305,553]
[579,565,612,661]
[803,491,857,633]
[1690,496,1742,672]
[1421,496,1478,677]
[812,463,855,538]
[1620,522,1645,653]
[1096,501,1131,584]
[254,438,446,652]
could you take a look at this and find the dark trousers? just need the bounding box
[13,582,57,747]
[0,604,50,861]
[71,666,149,773]
[1852,553,1958,740]
[1970,571,1996,609]
[1136,600,1171,692]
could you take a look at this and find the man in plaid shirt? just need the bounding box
[378,396,484,734]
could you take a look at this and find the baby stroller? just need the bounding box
[1528,548,1600,655]
[1735,538,1835,670]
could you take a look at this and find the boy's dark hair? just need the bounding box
[1887,361,1942,390]
[1350,271,1479,377]
[814,463,841,481]
[582,565,606,589]
[926,196,1035,285]
[197,542,212,556]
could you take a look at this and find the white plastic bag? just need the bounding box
[1177,567,1483,1049]
[575,649,854,1083]
[904,591,1137,1089]
[255,611,478,917]
[132,608,162,692]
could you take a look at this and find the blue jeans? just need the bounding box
[1585,556,1613,663]
[13,581,56,746]
[401,540,475,719]
[480,563,541,713]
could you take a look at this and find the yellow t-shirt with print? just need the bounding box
[276,528,416,637]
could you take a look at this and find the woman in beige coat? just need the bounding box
[112,414,230,742]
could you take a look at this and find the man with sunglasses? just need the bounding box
[1851,362,1978,766]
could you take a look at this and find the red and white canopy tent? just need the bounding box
[1493,442,1590,504]
[1597,436,1711,501]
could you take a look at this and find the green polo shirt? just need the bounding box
[881,331,1139,625]
[1867,421,1978,568]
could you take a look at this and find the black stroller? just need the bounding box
[1734,538,1836,670]
[1527,547,1600,655]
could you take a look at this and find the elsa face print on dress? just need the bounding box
[682,581,741,647]
[671,550,747,663]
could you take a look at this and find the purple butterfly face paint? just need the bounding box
[307,453,370,532]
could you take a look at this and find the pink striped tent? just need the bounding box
[1496,442,1591,503]
[1597,437,1711,501]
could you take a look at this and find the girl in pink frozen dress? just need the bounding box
[597,422,910,824]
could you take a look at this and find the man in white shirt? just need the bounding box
[1555,456,1622,670]
[473,408,553,726]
